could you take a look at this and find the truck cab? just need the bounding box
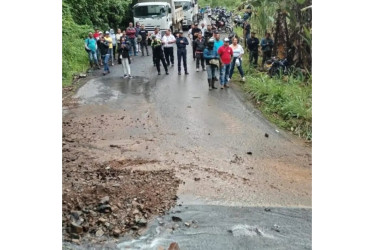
[133,0,183,35]
[174,0,198,29]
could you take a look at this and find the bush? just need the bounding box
[62,2,92,86]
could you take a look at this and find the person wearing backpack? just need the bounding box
[84,32,99,69]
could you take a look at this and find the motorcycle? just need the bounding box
[266,57,291,77]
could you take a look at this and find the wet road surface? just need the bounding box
[63,22,311,249]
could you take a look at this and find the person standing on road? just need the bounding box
[188,24,194,41]
[135,22,141,54]
[85,32,99,69]
[109,29,116,65]
[213,31,224,81]
[151,35,169,75]
[138,25,150,56]
[261,32,274,68]
[217,37,233,89]
[204,24,213,45]
[191,23,201,61]
[97,35,110,75]
[103,31,113,67]
[161,29,176,66]
[203,38,219,90]
[194,32,206,71]
[116,28,122,64]
[118,36,133,78]
[229,37,245,81]
[200,23,206,36]
[126,22,137,56]
[247,31,259,67]
[176,31,189,75]
[151,28,162,66]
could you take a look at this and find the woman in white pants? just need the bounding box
[118,37,133,78]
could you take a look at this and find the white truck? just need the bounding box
[133,0,184,35]
[174,0,199,29]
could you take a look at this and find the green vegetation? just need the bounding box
[62,3,92,86]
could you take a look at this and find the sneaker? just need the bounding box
[158,72,161,75]
[242,77,246,81]
[227,77,231,81]
[128,75,133,79]
[178,72,181,75]
[203,67,206,71]
[185,72,189,75]
[166,72,169,75]
[220,86,224,89]
[196,68,199,72]
[224,84,229,88]
[123,74,128,78]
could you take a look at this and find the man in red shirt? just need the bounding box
[126,22,137,56]
[218,37,233,89]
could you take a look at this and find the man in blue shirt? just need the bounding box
[203,38,219,90]
[176,31,189,75]
[213,31,223,81]
[261,32,274,67]
[85,32,99,69]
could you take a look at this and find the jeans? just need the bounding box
[163,47,174,65]
[129,38,137,56]
[177,49,187,72]
[112,45,116,62]
[121,57,131,76]
[206,64,217,79]
[220,63,231,85]
[102,54,110,72]
[229,57,244,78]
[108,48,113,63]
[249,50,258,66]
[195,52,205,69]
[88,50,98,64]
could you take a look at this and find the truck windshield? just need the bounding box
[175,1,191,11]
[134,5,167,18]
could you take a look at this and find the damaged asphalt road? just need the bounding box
[62,30,311,249]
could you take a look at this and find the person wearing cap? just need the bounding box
[194,32,206,72]
[85,32,99,69]
[176,31,189,75]
[104,31,113,67]
[260,32,274,68]
[229,37,245,82]
[247,31,259,66]
[203,38,219,90]
[217,38,233,89]
[191,23,201,60]
[243,21,251,48]
[109,29,116,66]
[161,29,176,66]
[126,22,137,56]
[97,35,110,75]
[151,35,169,75]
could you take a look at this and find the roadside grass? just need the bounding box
[229,26,312,140]
[62,3,92,87]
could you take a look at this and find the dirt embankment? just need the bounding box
[62,115,181,245]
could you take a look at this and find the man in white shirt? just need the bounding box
[161,29,176,66]
[200,23,206,37]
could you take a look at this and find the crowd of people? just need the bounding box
[84,17,274,89]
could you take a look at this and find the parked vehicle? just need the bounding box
[174,0,198,29]
[266,57,291,77]
[133,0,184,35]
